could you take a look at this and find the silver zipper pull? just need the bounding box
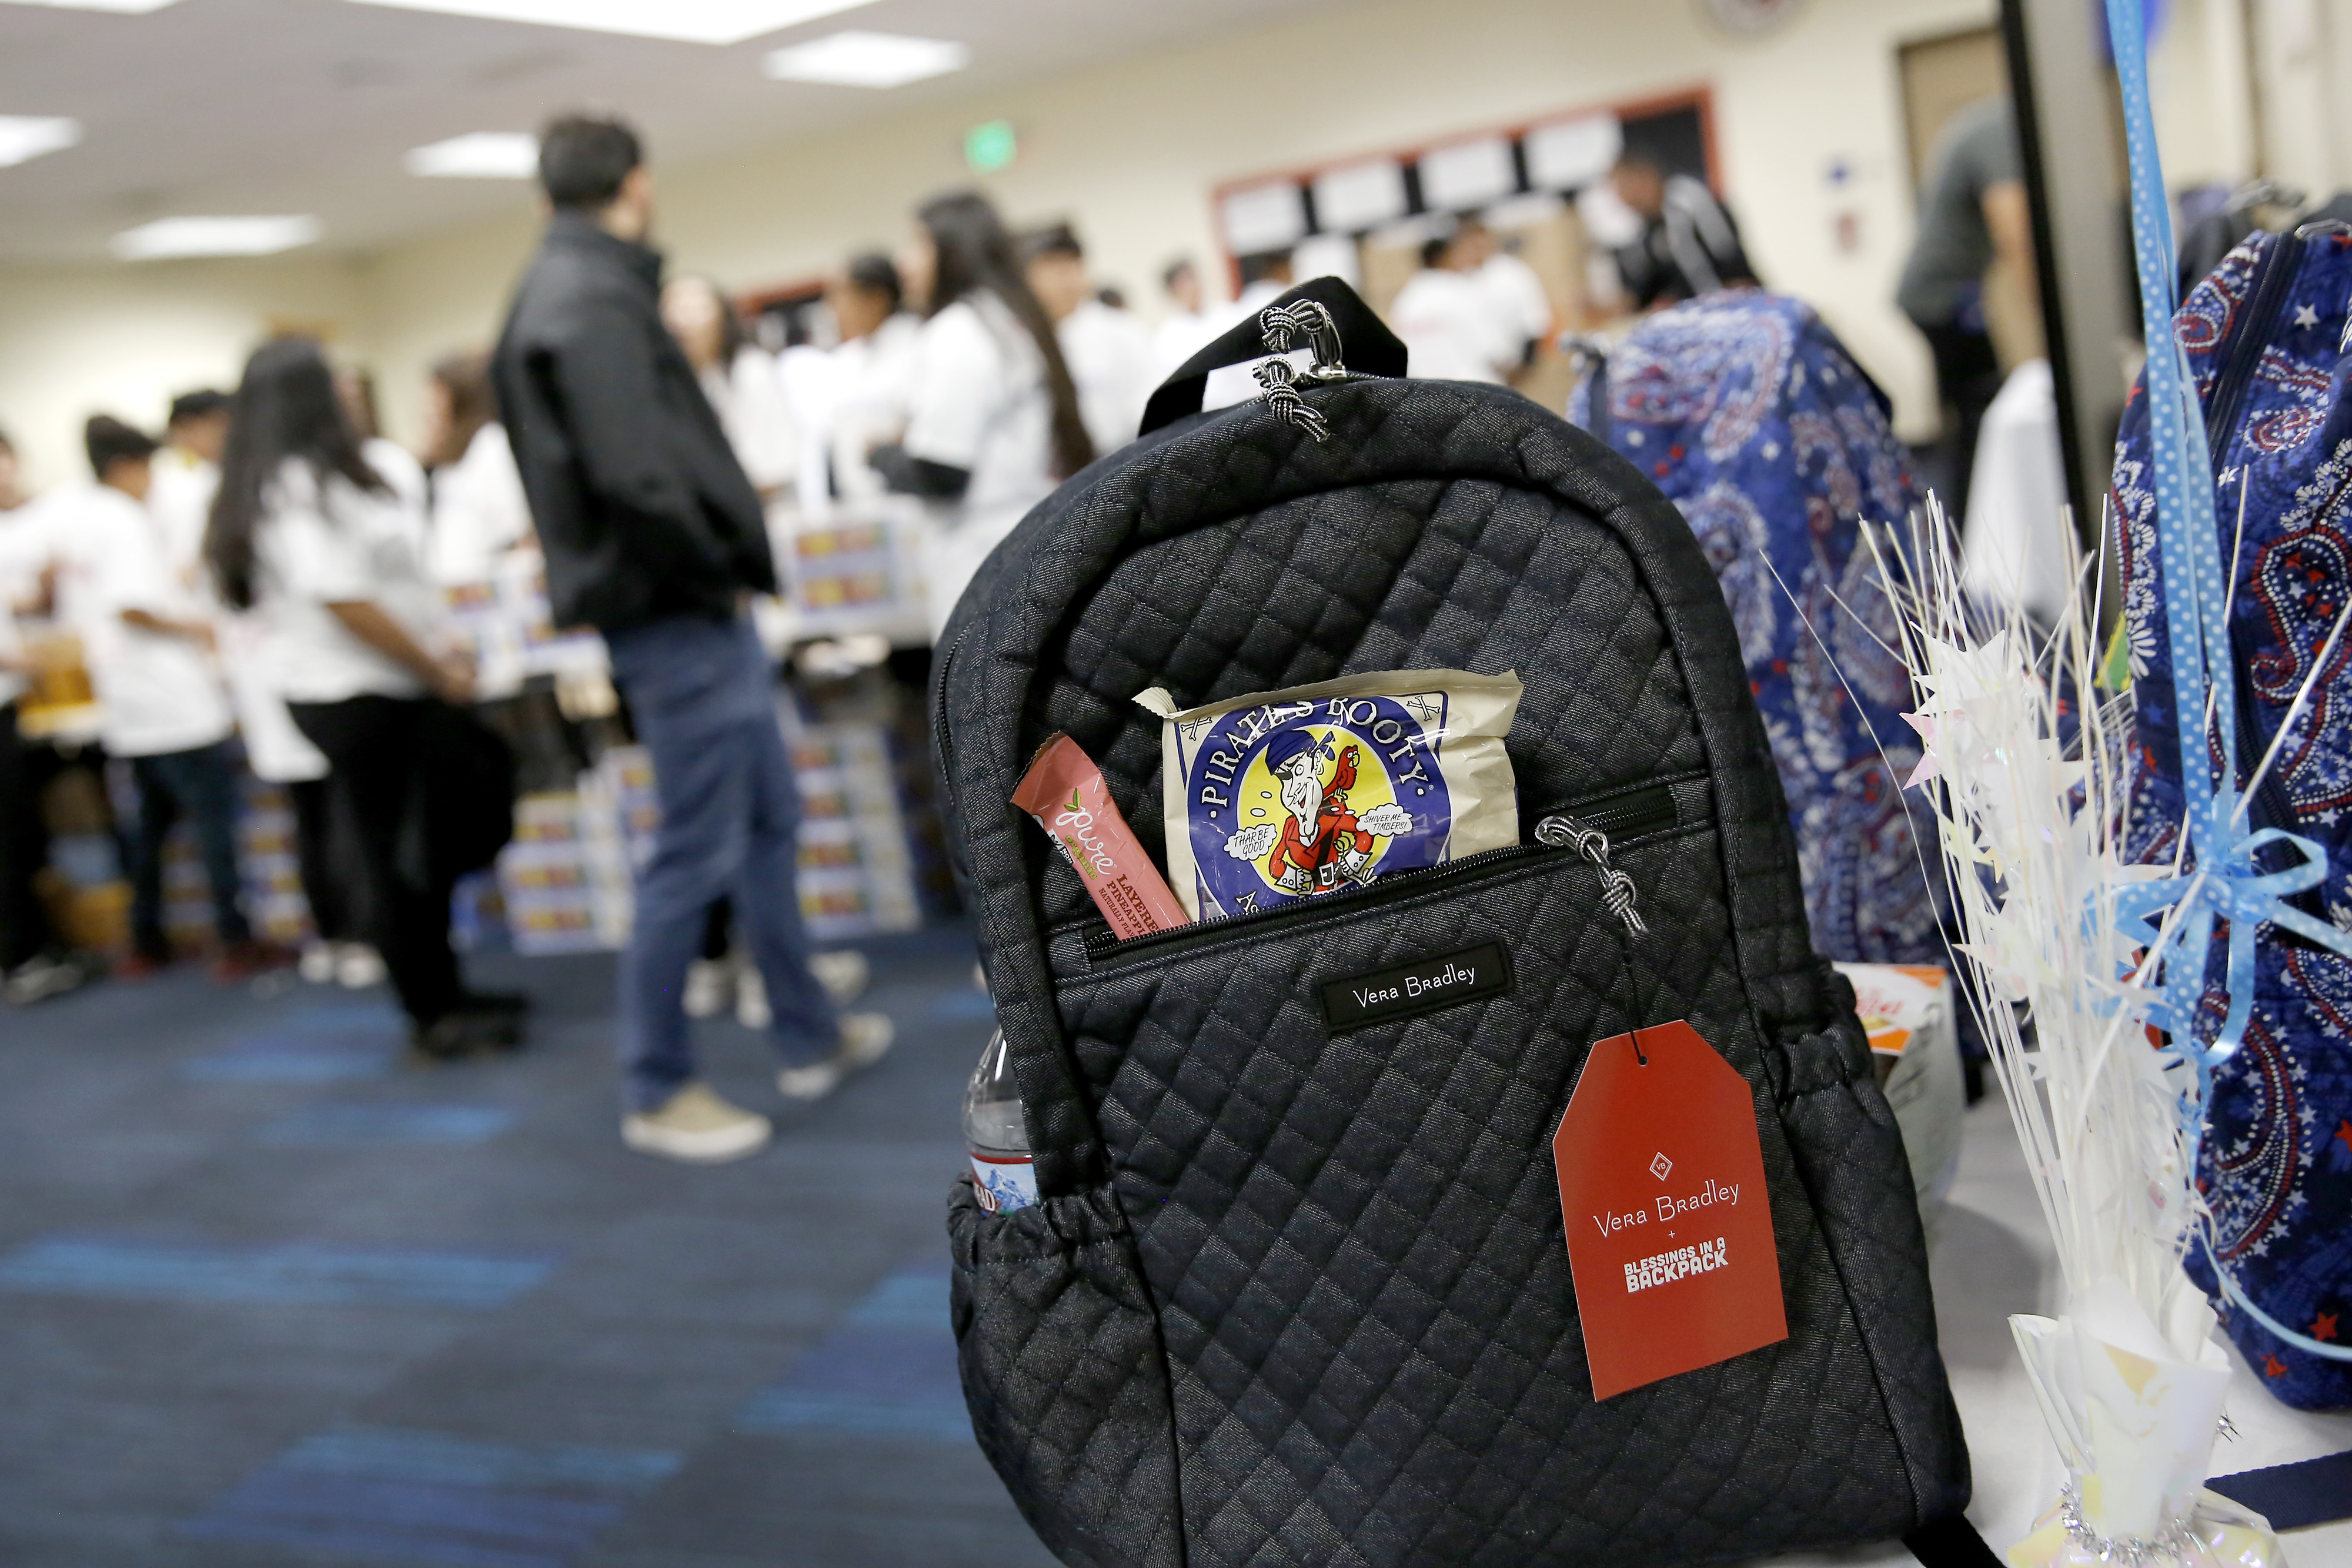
[1254,299,1348,443]
[1535,814,1646,937]
[1252,357,1330,440]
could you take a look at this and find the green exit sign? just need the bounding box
[964,119,1017,173]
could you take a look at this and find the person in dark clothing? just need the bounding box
[206,337,523,1059]
[1896,98,2034,521]
[1609,153,1758,310]
[1,426,89,1005]
[493,112,890,1163]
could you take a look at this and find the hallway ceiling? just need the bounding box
[0,0,1349,264]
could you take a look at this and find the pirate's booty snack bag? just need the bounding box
[1134,671,1522,921]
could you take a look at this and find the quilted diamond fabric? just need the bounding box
[936,375,1968,1566]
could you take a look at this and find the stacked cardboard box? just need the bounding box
[236,783,310,947]
[41,831,126,953]
[791,722,920,941]
[479,724,920,954]
[442,552,610,701]
[593,746,661,875]
[775,504,931,648]
[495,790,633,954]
[448,871,507,954]
[155,779,309,952]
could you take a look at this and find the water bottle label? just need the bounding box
[970,1151,1038,1214]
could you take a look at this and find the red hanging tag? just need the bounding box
[1552,1019,1788,1399]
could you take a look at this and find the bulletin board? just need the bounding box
[1208,85,1719,403]
[1210,85,1718,275]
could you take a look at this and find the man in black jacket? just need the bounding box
[495,113,889,1163]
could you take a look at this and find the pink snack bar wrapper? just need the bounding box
[1011,734,1190,939]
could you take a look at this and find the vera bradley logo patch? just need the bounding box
[1319,942,1512,1032]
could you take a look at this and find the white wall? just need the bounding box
[2250,0,2352,205]
[355,0,1997,446]
[0,257,366,492]
[2156,0,2260,191]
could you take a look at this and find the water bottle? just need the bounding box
[964,1030,1037,1213]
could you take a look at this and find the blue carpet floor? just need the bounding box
[0,927,1057,1567]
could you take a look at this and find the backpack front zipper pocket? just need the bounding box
[1063,771,1713,975]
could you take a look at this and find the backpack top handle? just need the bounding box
[1139,276,1409,438]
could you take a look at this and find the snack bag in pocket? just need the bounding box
[1135,670,1522,921]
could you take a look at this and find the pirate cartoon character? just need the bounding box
[1265,728,1377,894]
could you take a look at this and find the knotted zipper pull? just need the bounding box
[1253,299,1348,443]
[1536,814,1647,936]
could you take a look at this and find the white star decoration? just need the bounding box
[2294,303,2321,329]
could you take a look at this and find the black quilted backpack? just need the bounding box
[936,279,1979,1568]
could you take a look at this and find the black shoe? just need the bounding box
[409,1008,519,1062]
[457,988,530,1016]
[457,1001,527,1049]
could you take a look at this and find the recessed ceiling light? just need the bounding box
[406,131,539,179]
[113,216,322,260]
[340,0,875,46]
[0,0,181,13]
[763,30,966,87]
[0,116,82,168]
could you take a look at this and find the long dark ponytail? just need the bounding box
[206,337,387,610]
[917,190,1095,480]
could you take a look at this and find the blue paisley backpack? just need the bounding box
[2114,222,2352,1410]
[1571,292,1942,972]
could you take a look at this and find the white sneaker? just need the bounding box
[683,958,731,1019]
[299,944,336,985]
[622,1082,773,1162]
[776,1012,895,1101]
[840,1010,893,1068]
[335,945,387,989]
[811,950,870,1007]
[775,1057,843,1102]
[734,965,771,1030]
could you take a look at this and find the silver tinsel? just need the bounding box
[2054,1483,2203,1567]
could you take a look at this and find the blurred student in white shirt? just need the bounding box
[808,252,921,507]
[663,275,797,502]
[1390,222,1517,385]
[1152,258,1219,380]
[1474,222,1555,387]
[55,417,275,982]
[1023,225,1154,460]
[206,338,513,1057]
[148,389,233,580]
[420,351,534,586]
[0,427,98,1005]
[335,368,430,524]
[876,190,1095,640]
[1226,250,1295,330]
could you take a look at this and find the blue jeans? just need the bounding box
[126,740,252,959]
[606,614,836,1111]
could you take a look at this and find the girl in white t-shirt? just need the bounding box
[420,351,534,587]
[205,337,514,1058]
[662,276,797,500]
[804,253,921,510]
[874,191,1096,640]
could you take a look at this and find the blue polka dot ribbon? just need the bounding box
[2104,0,2352,1363]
